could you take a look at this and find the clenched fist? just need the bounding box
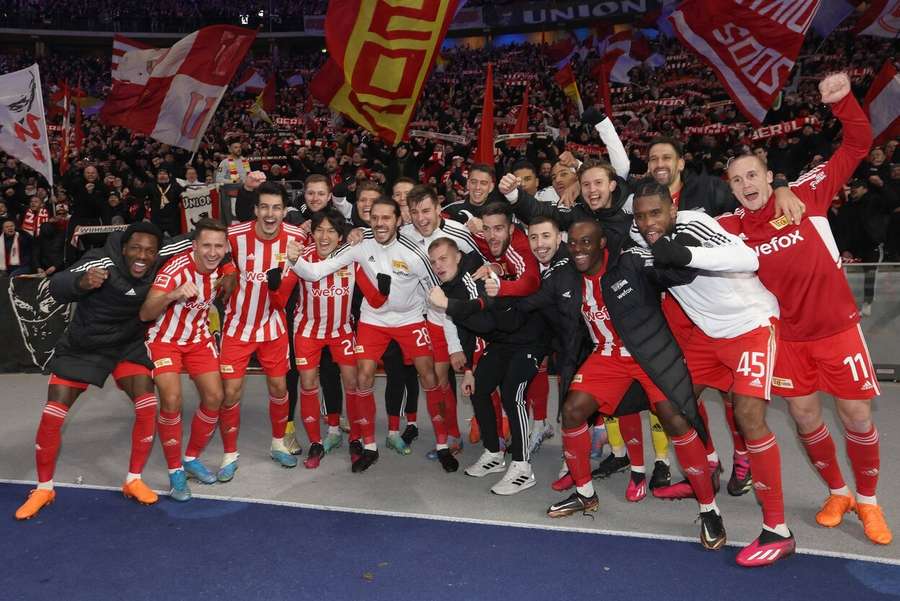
[169,281,198,302]
[78,267,108,290]
[286,239,303,263]
[429,285,449,310]
[499,173,520,196]
[819,72,851,105]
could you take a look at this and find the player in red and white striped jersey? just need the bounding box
[721,73,890,545]
[217,182,309,479]
[272,208,362,469]
[140,219,229,502]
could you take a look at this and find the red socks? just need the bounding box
[269,393,289,439]
[618,413,644,471]
[185,406,219,459]
[746,433,786,527]
[799,423,846,491]
[527,367,549,421]
[562,424,592,487]
[347,390,361,441]
[845,426,880,497]
[129,394,157,475]
[300,388,322,444]
[671,429,715,504]
[696,400,716,457]
[388,414,401,432]
[442,384,461,439]
[327,412,341,428]
[424,386,448,445]
[356,388,376,445]
[35,402,69,483]
[219,402,241,453]
[157,410,183,470]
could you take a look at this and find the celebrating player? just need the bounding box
[139,219,230,501]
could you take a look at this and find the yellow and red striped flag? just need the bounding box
[553,64,584,115]
[311,0,461,145]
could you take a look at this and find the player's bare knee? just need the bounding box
[733,395,769,438]
[654,402,689,437]
[561,393,592,429]
[836,398,873,433]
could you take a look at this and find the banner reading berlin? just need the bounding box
[669,0,819,126]
[311,0,462,145]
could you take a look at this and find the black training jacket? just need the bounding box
[600,246,709,442]
[49,232,191,352]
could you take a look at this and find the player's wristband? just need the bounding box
[772,178,789,190]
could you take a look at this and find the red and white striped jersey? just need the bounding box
[581,250,630,358]
[294,244,355,339]
[223,220,308,342]
[147,250,220,345]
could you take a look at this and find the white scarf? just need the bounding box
[1,232,21,269]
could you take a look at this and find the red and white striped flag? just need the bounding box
[101,26,256,151]
[863,59,900,145]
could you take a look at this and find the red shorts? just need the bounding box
[148,339,219,377]
[49,361,151,390]
[219,334,289,379]
[683,322,778,400]
[773,324,880,399]
[427,320,450,363]
[295,331,357,369]
[569,353,667,415]
[355,321,433,362]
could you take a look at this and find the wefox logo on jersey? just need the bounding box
[311,286,351,298]
[753,231,803,256]
[584,305,610,322]
[244,271,268,282]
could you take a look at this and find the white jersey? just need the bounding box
[401,219,488,354]
[291,230,444,329]
[630,210,779,339]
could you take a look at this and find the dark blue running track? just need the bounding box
[3,483,899,601]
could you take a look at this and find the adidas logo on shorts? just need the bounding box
[750,378,762,387]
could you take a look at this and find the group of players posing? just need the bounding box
[14,73,890,566]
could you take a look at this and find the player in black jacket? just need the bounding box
[15,223,191,520]
[428,238,547,496]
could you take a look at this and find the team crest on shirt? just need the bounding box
[769,215,790,230]
[337,267,351,278]
[276,252,286,262]
[391,259,410,274]
[154,358,173,368]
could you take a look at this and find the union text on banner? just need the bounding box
[180,184,222,233]
[310,0,461,145]
[101,26,256,152]
[0,64,53,187]
[669,0,819,126]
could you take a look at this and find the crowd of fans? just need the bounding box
[0,0,511,31]
[2,20,899,279]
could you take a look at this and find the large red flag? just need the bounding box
[508,86,530,149]
[101,26,256,151]
[670,0,819,125]
[474,64,494,165]
[591,51,620,115]
[311,0,461,145]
